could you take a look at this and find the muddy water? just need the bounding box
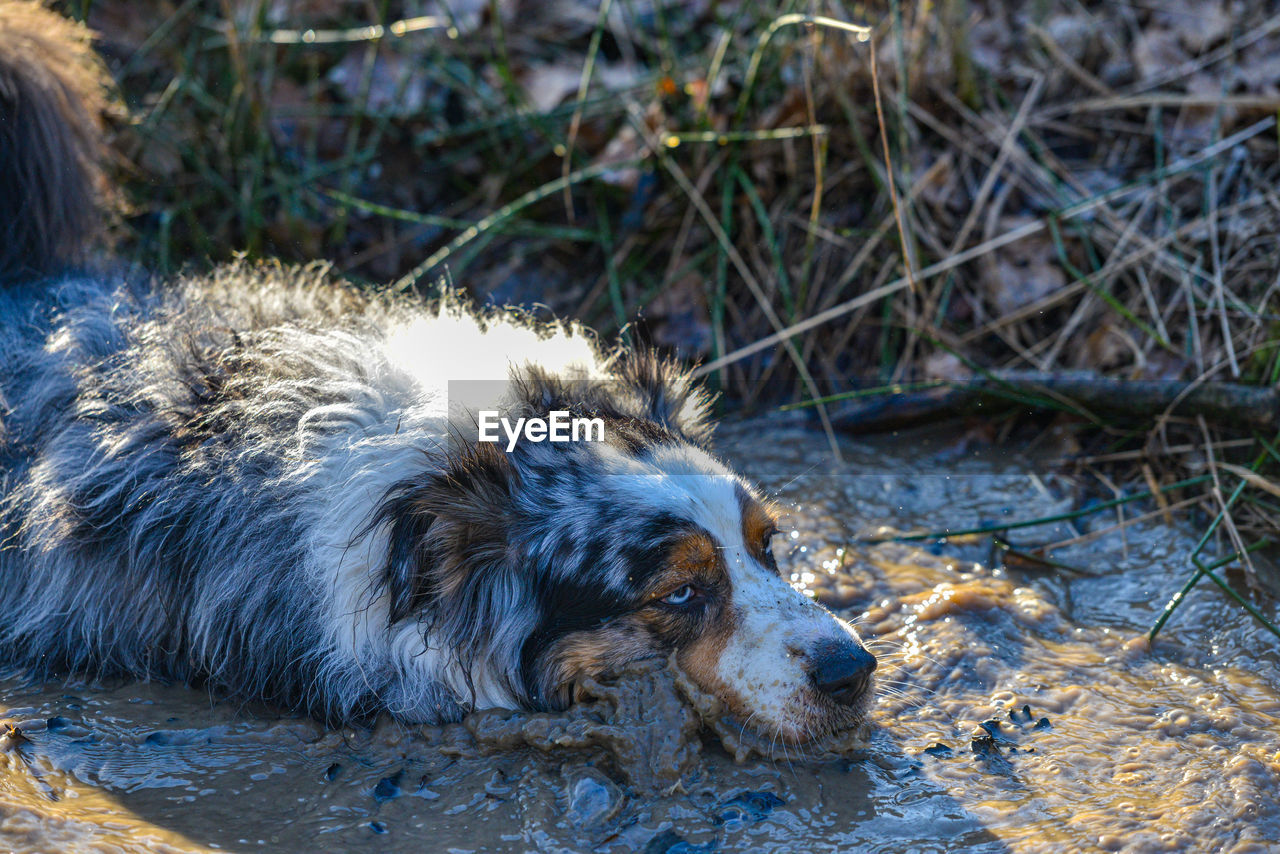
[2,415,1278,853]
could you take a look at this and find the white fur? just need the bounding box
[302,304,608,715]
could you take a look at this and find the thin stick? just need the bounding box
[857,475,1211,543]
[391,158,641,292]
[1042,496,1199,551]
[560,0,614,222]
[869,35,916,294]
[1200,415,1257,586]
[1065,438,1254,465]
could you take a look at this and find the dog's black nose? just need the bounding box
[807,640,876,705]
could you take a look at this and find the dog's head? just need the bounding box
[375,352,875,743]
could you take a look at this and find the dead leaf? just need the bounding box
[522,64,582,113]
[261,0,355,26]
[969,17,1013,75]
[981,217,1068,315]
[1239,36,1280,95]
[327,50,434,116]
[1132,27,1188,82]
[412,0,512,36]
[89,0,178,53]
[649,273,711,357]
[520,62,641,113]
[1074,322,1132,372]
[268,77,345,156]
[923,351,970,382]
[1155,0,1232,54]
[542,0,711,38]
[685,78,710,114]
[917,151,961,213]
[1043,13,1094,65]
[594,124,646,189]
[1135,350,1187,381]
[1179,72,1235,144]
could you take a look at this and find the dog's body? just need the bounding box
[0,1,874,742]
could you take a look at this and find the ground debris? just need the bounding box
[439,658,702,791]
[428,655,871,790]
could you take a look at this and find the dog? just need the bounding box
[0,1,875,743]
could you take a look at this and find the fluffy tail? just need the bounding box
[0,1,111,280]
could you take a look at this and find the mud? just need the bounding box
[1,414,1278,852]
[444,659,702,791]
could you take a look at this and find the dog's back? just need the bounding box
[0,0,111,280]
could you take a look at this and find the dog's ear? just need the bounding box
[615,349,716,447]
[371,441,519,625]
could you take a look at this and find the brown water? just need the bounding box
[2,416,1278,853]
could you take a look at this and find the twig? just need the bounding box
[1065,438,1254,465]
[1217,463,1280,501]
[821,371,1280,434]
[857,475,1211,544]
[869,34,917,294]
[1041,496,1199,551]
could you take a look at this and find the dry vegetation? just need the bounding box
[73,0,1280,627]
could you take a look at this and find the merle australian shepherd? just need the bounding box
[0,1,874,743]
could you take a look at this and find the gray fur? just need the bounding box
[0,259,717,722]
[1,265,412,719]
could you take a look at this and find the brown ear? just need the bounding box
[370,441,519,625]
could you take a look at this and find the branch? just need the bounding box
[827,371,1280,433]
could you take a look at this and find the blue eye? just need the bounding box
[663,585,697,606]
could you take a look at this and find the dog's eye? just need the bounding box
[662,585,698,606]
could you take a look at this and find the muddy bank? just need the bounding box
[1,416,1278,852]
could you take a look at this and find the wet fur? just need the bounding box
[0,2,874,739]
[0,260,718,723]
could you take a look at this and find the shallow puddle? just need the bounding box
[1,416,1277,852]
